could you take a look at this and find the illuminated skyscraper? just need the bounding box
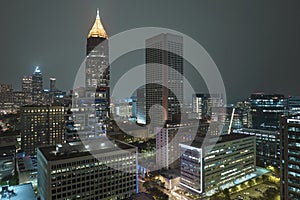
[32,66,43,105]
[22,75,33,105]
[85,9,109,88]
[49,77,56,92]
[145,33,183,127]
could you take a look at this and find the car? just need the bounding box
[243,192,250,195]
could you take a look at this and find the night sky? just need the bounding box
[1,0,300,103]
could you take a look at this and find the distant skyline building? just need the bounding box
[22,75,33,105]
[192,93,223,120]
[50,77,56,92]
[21,105,64,155]
[250,93,286,130]
[37,140,138,200]
[0,83,13,111]
[287,95,300,115]
[145,33,183,128]
[32,66,43,105]
[280,114,300,200]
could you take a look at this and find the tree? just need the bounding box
[143,181,151,191]
[249,179,255,187]
[262,174,269,182]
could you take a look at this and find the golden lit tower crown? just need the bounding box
[88,9,108,39]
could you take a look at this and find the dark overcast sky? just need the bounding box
[1,0,300,103]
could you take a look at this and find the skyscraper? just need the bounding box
[85,9,109,88]
[280,114,300,200]
[49,77,56,92]
[32,66,43,105]
[145,33,183,127]
[22,75,33,105]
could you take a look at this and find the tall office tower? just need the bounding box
[250,93,286,130]
[37,140,138,200]
[32,66,43,105]
[192,94,223,120]
[77,9,110,136]
[50,77,56,92]
[180,134,256,197]
[21,105,64,155]
[0,84,13,111]
[85,9,109,88]
[145,33,183,128]
[22,75,33,105]
[156,121,221,169]
[280,114,300,200]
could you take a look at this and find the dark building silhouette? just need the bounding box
[145,33,183,129]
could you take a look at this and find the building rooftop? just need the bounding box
[0,183,36,200]
[181,134,254,149]
[38,138,136,161]
[88,9,108,39]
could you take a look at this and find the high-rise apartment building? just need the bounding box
[280,114,300,200]
[37,140,138,200]
[145,33,183,127]
[21,105,64,155]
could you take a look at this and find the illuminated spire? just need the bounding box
[88,9,108,39]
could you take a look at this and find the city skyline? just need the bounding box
[1,1,300,103]
[0,2,299,199]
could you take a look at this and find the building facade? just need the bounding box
[156,121,221,169]
[145,33,183,128]
[280,114,300,200]
[250,93,286,130]
[192,94,223,121]
[37,140,138,200]
[21,105,64,155]
[180,134,256,196]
